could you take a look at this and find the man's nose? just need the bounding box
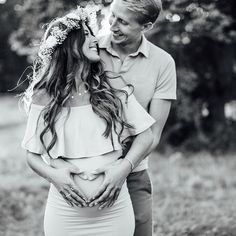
[109,17,118,32]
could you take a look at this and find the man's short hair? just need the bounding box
[122,0,162,24]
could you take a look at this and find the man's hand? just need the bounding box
[88,159,132,209]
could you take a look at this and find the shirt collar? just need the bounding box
[131,35,149,58]
[98,34,150,58]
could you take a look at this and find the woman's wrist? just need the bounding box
[121,158,133,174]
[124,157,134,171]
[43,166,59,184]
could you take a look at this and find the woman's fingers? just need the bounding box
[89,182,108,202]
[68,166,83,175]
[93,186,113,206]
[108,189,120,207]
[59,186,86,207]
[69,190,87,207]
[98,200,110,210]
[70,185,88,203]
[59,190,74,207]
[98,188,118,209]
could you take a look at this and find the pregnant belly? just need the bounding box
[73,174,104,200]
[67,150,122,200]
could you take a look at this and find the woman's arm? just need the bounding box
[89,128,153,209]
[26,151,88,207]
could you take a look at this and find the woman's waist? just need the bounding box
[63,150,122,173]
[48,182,130,215]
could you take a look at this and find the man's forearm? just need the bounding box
[144,99,172,156]
[144,130,161,157]
[123,128,153,170]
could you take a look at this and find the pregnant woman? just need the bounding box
[21,8,155,236]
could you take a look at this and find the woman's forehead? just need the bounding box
[82,23,92,33]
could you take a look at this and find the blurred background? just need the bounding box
[0,0,236,235]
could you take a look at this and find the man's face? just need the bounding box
[109,0,144,47]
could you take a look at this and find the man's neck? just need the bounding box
[111,36,142,58]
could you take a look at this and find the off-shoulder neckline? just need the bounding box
[31,103,92,109]
[30,86,132,110]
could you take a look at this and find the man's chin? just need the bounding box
[111,35,125,45]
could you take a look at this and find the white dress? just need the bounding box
[22,86,155,236]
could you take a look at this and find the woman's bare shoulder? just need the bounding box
[32,89,51,106]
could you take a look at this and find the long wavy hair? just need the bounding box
[22,20,133,157]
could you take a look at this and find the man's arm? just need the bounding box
[147,98,172,154]
[88,128,153,209]
[88,100,172,210]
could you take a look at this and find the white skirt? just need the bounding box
[44,151,135,236]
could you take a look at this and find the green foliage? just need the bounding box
[0,0,28,92]
[9,0,77,61]
[147,0,236,151]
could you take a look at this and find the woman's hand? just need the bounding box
[26,152,88,207]
[88,128,153,209]
[88,159,132,209]
[50,166,89,207]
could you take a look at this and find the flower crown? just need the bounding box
[38,6,89,64]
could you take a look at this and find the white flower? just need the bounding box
[66,12,81,21]
[46,36,57,47]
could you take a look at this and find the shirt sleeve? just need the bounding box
[153,55,177,100]
[120,86,156,137]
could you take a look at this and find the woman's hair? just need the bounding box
[122,0,162,24]
[22,19,134,157]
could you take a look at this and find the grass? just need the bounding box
[1,95,236,236]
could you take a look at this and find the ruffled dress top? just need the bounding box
[22,86,156,161]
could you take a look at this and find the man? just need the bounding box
[90,0,177,235]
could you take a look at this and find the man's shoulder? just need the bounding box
[147,40,174,63]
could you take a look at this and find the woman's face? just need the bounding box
[82,24,100,62]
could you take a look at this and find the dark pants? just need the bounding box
[127,170,153,236]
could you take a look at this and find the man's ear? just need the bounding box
[141,22,153,32]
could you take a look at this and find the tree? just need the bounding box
[147,0,236,151]
[0,0,28,92]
